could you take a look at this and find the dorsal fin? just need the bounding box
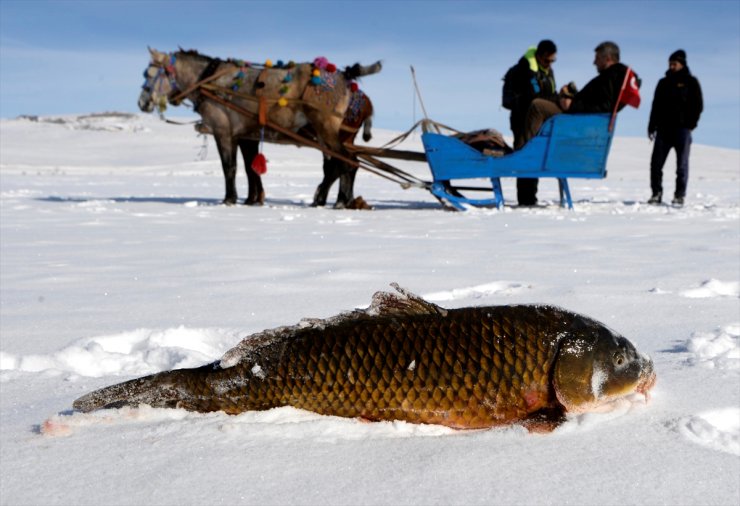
[219,284,446,369]
[366,283,447,317]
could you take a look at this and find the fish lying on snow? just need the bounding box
[73,284,656,432]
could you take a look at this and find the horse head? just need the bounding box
[138,48,179,113]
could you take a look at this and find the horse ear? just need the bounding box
[148,48,167,64]
[148,47,161,62]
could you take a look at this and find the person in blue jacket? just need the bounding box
[647,50,703,206]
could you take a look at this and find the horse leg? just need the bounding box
[312,156,340,207]
[214,136,238,205]
[238,140,264,206]
[334,161,359,209]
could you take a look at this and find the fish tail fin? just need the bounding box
[72,363,215,413]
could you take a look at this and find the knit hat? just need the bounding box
[669,49,687,66]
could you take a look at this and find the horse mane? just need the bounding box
[176,47,217,64]
[177,47,203,56]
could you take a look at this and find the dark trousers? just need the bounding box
[516,99,563,205]
[650,128,692,198]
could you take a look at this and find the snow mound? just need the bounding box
[686,324,740,370]
[0,327,239,379]
[556,394,652,433]
[17,112,150,133]
[41,405,457,440]
[679,408,740,456]
[680,279,739,298]
[424,281,531,302]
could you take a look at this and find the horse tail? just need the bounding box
[362,115,373,143]
[72,363,216,413]
[361,96,374,142]
[344,61,383,80]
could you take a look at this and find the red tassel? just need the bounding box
[251,153,267,175]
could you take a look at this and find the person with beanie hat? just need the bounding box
[669,50,687,67]
[647,49,703,206]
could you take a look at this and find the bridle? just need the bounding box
[141,53,179,112]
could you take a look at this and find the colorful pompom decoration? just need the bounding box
[312,69,321,77]
[326,63,336,73]
[265,59,273,68]
[311,76,322,85]
[350,82,359,92]
[283,74,292,83]
[278,97,288,107]
[251,153,267,175]
[232,70,246,91]
[313,56,329,69]
[276,60,284,68]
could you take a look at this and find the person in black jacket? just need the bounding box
[647,50,703,206]
[502,40,558,205]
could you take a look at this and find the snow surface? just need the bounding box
[1,113,739,506]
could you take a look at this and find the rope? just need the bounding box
[196,134,208,161]
[410,66,431,122]
[168,66,235,105]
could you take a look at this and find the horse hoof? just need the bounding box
[346,196,372,210]
[222,199,237,206]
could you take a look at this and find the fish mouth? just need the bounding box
[635,360,657,400]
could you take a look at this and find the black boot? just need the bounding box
[647,192,662,205]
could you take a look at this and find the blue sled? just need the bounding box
[422,113,616,210]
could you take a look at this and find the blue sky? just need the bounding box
[1,0,738,149]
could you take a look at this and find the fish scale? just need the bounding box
[73,287,656,432]
[186,307,564,428]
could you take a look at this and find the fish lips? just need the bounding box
[635,358,657,399]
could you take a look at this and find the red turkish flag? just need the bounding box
[618,67,641,109]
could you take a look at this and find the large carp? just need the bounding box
[73,284,656,431]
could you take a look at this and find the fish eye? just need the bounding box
[613,353,625,367]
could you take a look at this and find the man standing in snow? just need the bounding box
[502,40,558,206]
[647,50,703,206]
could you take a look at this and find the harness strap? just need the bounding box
[258,96,267,126]
[169,67,235,106]
[204,84,347,121]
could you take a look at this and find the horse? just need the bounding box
[194,88,374,207]
[138,48,381,207]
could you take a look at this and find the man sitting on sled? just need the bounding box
[515,41,640,205]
